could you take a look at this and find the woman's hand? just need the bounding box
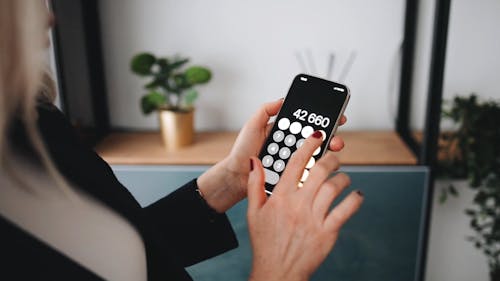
[197,99,347,213]
[247,132,363,281]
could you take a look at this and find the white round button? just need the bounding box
[284,134,296,147]
[319,130,326,141]
[289,122,302,134]
[301,126,314,138]
[296,139,305,149]
[313,146,321,156]
[262,155,274,167]
[278,118,290,130]
[305,157,315,169]
[267,143,279,155]
[279,147,291,159]
[273,130,285,142]
[273,160,285,172]
[300,169,309,182]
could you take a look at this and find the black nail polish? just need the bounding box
[250,159,254,171]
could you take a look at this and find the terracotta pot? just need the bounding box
[158,108,194,150]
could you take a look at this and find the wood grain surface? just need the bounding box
[95,131,417,165]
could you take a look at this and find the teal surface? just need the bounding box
[112,166,428,281]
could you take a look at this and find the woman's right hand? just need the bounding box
[246,131,363,281]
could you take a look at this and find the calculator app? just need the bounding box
[258,74,349,194]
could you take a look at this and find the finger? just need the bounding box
[339,115,347,126]
[248,98,284,130]
[247,157,267,212]
[265,122,274,136]
[312,173,351,218]
[274,131,323,195]
[328,136,345,152]
[324,190,363,232]
[300,151,340,202]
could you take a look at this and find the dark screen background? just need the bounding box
[279,74,349,139]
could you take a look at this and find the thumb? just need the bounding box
[247,157,266,212]
[248,99,284,129]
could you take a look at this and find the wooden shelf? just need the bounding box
[95,131,417,166]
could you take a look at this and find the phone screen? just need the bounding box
[258,74,350,194]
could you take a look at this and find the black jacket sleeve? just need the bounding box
[34,104,238,268]
[144,179,238,266]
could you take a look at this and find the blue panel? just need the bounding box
[112,166,206,207]
[112,166,428,281]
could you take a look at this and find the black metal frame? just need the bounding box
[397,1,452,167]
[50,0,110,145]
[397,0,420,156]
[419,1,452,280]
[397,0,452,280]
[80,0,110,139]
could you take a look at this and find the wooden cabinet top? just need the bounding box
[95,131,417,166]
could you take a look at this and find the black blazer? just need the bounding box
[0,104,238,280]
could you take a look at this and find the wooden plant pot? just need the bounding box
[158,108,194,150]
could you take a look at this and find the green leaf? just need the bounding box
[140,91,166,114]
[439,188,448,204]
[471,218,480,230]
[169,58,190,71]
[183,89,198,108]
[131,53,156,75]
[173,73,191,90]
[145,78,163,90]
[156,58,172,76]
[465,209,477,216]
[185,66,212,84]
[448,184,459,196]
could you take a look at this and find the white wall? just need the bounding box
[99,0,405,131]
[410,0,500,130]
[426,181,489,281]
[100,0,500,132]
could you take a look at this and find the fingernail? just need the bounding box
[250,158,254,171]
[356,190,364,197]
[312,131,322,139]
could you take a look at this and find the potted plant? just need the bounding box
[437,94,500,281]
[130,52,211,150]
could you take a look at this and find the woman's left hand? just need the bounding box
[197,98,347,213]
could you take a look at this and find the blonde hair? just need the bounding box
[0,1,69,193]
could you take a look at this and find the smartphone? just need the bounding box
[258,74,350,194]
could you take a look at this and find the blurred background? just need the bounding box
[48,0,500,280]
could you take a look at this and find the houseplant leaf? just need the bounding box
[131,53,156,76]
[145,78,163,90]
[183,89,198,108]
[140,91,166,114]
[168,58,190,72]
[173,73,191,91]
[438,94,500,279]
[185,66,212,84]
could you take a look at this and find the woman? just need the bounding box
[0,1,363,280]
